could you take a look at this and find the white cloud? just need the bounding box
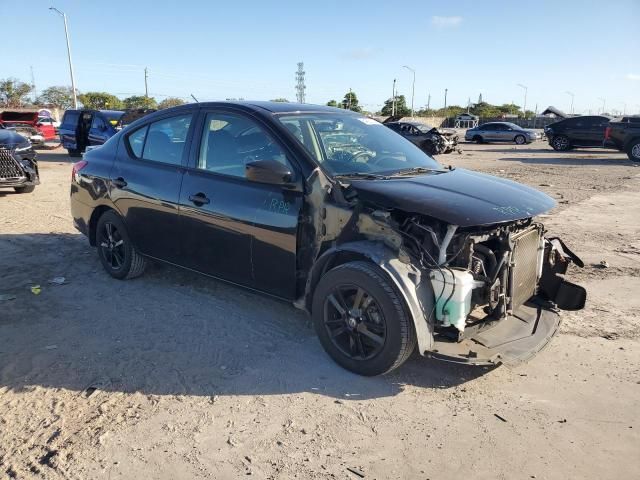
[625,73,640,81]
[431,16,463,28]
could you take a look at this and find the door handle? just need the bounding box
[112,177,127,188]
[188,193,210,206]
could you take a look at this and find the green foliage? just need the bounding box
[269,98,289,103]
[326,100,339,107]
[123,95,158,110]
[0,78,33,107]
[381,95,410,116]
[37,86,75,109]
[341,91,361,112]
[78,92,123,110]
[157,97,186,109]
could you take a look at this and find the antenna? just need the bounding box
[190,94,199,103]
[295,62,306,103]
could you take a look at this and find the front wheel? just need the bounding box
[514,134,526,145]
[14,185,35,194]
[472,135,484,144]
[96,211,147,280]
[312,261,416,376]
[551,135,571,151]
[627,139,640,162]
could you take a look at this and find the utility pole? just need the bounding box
[49,7,78,109]
[295,62,306,103]
[517,83,528,118]
[30,66,37,103]
[144,67,149,98]
[444,89,448,126]
[427,92,431,111]
[565,91,575,115]
[403,65,415,118]
[392,78,396,116]
[598,97,606,114]
[348,88,352,110]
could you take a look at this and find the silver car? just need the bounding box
[465,122,541,144]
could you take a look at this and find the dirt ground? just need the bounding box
[1,142,639,480]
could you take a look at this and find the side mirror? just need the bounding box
[245,159,294,186]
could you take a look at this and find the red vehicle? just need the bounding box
[0,111,57,145]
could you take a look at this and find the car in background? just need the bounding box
[465,122,541,144]
[604,116,640,161]
[0,123,39,193]
[455,113,478,122]
[0,111,57,146]
[544,115,611,151]
[384,120,459,155]
[59,109,125,157]
[38,116,61,131]
[70,101,586,376]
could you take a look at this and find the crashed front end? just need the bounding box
[0,145,39,189]
[426,127,460,155]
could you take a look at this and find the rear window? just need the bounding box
[62,111,80,127]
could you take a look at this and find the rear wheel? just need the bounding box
[472,135,484,144]
[67,149,82,158]
[551,135,571,151]
[627,139,640,162]
[312,261,416,376]
[514,134,526,145]
[96,211,147,280]
[14,185,35,194]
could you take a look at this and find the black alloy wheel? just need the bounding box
[96,211,147,280]
[552,135,570,151]
[99,221,126,272]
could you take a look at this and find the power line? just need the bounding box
[295,62,306,103]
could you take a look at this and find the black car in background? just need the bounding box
[604,116,640,161]
[0,124,39,193]
[383,120,459,155]
[70,102,585,376]
[544,115,611,151]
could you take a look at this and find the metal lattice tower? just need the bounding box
[295,62,306,103]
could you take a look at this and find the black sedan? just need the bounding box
[383,120,459,155]
[0,125,39,193]
[70,102,585,375]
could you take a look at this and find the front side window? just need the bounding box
[197,112,291,178]
[91,116,106,130]
[277,113,442,176]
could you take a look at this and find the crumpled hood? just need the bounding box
[349,168,556,227]
[435,127,457,137]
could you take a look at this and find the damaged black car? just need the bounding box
[70,102,586,376]
[0,124,39,194]
[383,117,460,155]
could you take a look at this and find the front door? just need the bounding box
[179,109,302,299]
[88,114,110,146]
[110,112,195,263]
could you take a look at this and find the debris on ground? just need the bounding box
[48,277,67,285]
[30,285,41,295]
[0,294,17,301]
[494,414,508,422]
[347,467,366,478]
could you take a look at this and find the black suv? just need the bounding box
[0,124,39,193]
[70,101,586,375]
[544,115,611,151]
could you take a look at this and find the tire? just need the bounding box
[67,149,82,158]
[551,135,571,151]
[312,261,416,376]
[514,134,526,145]
[14,185,35,194]
[96,210,146,280]
[627,139,640,162]
[472,135,484,144]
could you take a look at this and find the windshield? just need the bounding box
[414,123,434,133]
[277,113,441,176]
[503,122,522,130]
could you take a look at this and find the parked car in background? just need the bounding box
[544,115,611,151]
[455,113,478,122]
[0,111,57,146]
[384,119,459,155]
[465,122,541,144]
[0,124,39,193]
[38,116,60,131]
[604,116,640,161]
[70,101,585,376]
[59,109,125,157]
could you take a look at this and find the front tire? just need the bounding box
[472,135,484,144]
[627,139,640,162]
[514,134,526,145]
[312,261,416,376]
[96,211,146,280]
[551,135,571,151]
[14,185,35,194]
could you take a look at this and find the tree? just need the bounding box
[326,100,339,107]
[0,78,33,107]
[78,92,123,110]
[37,86,75,109]
[270,98,289,103]
[341,91,361,112]
[381,95,410,116]
[157,97,186,109]
[123,95,157,110]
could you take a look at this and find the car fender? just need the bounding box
[307,241,435,354]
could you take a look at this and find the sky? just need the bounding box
[1,0,639,114]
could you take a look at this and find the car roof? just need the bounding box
[198,101,350,115]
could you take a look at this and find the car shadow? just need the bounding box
[0,233,493,401]
[33,148,76,163]
[497,156,633,166]
[478,147,622,155]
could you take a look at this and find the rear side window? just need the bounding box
[62,111,80,127]
[125,114,192,165]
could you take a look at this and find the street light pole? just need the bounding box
[403,65,415,118]
[517,83,528,119]
[598,97,606,114]
[49,7,78,109]
[565,91,575,115]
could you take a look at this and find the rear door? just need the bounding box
[110,111,195,263]
[178,108,303,298]
[482,123,499,141]
[59,110,81,149]
[584,116,610,146]
[88,114,111,146]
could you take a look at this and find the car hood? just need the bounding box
[348,168,556,227]
[0,129,29,146]
[435,127,457,136]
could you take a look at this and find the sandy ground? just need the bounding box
[1,142,639,480]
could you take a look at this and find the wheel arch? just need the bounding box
[88,205,118,246]
[304,241,435,354]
